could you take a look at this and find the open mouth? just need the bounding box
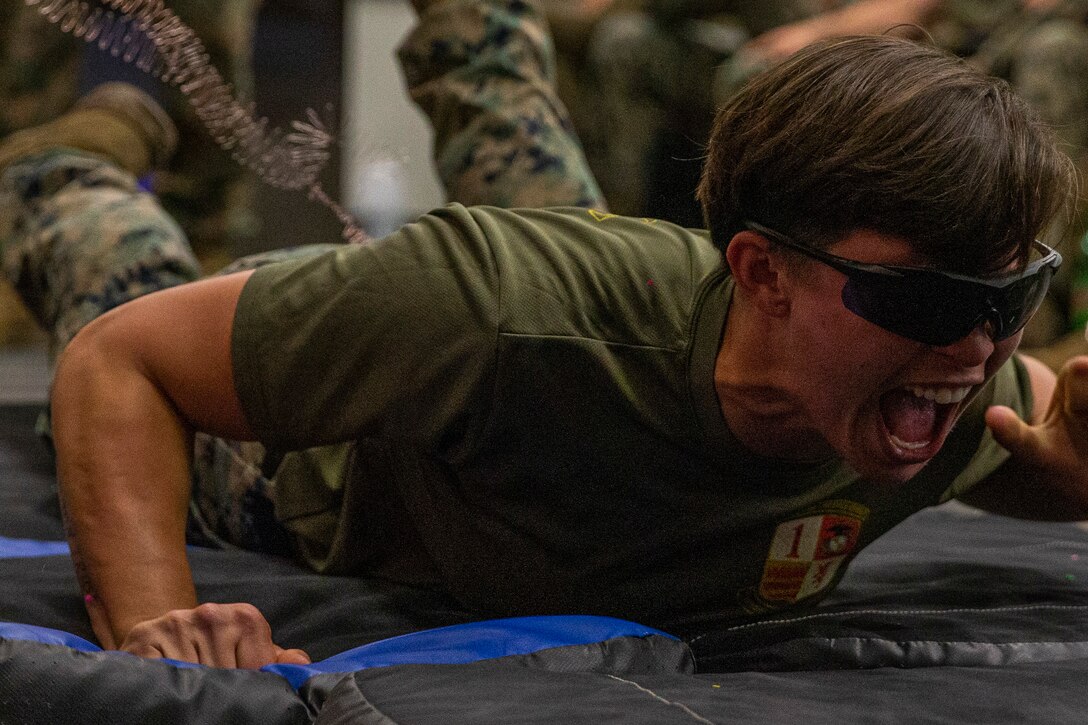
[877,385,973,462]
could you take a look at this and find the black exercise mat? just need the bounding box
[0,403,479,659]
[7,402,1088,725]
[0,404,62,540]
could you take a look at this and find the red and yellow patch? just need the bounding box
[758,501,868,604]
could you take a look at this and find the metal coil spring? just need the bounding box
[25,0,367,243]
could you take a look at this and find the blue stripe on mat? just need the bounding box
[0,536,69,558]
[264,615,677,689]
[0,622,204,669]
[0,622,99,651]
[1,616,672,687]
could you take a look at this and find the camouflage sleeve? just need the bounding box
[397,0,607,210]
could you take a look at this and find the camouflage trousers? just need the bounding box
[574,0,845,221]
[397,0,605,211]
[0,0,263,258]
[0,149,331,553]
[578,10,738,222]
[0,0,602,554]
[0,0,263,347]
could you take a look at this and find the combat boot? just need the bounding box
[0,82,177,179]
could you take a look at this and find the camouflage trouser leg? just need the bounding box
[975,15,1088,339]
[0,0,263,349]
[398,0,606,210]
[1013,18,1088,162]
[0,150,201,356]
[0,0,262,260]
[0,148,330,554]
[581,12,666,217]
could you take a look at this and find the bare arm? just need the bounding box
[52,270,308,667]
[744,0,944,63]
[960,354,1088,520]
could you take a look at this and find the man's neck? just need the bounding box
[714,299,835,463]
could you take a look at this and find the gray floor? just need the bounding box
[0,343,50,405]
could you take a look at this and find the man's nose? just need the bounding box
[932,318,997,366]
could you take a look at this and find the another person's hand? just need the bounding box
[986,355,1088,501]
[738,0,942,67]
[1022,0,1062,12]
[118,602,311,669]
[742,22,823,64]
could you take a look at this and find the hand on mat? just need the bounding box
[119,602,311,669]
[986,355,1088,498]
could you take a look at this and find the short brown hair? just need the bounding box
[696,35,1077,272]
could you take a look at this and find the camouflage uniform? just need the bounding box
[0,0,263,347]
[0,0,600,553]
[581,1,844,222]
[930,0,1088,348]
[584,0,1088,343]
[0,0,263,255]
[398,0,605,211]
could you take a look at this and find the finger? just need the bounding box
[122,616,200,664]
[194,630,238,669]
[234,632,281,669]
[274,647,312,665]
[190,603,242,668]
[124,641,167,660]
[156,634,200,665]
[1058,356,1088,418]
[985,405,1040,460]
[221,604,278,669]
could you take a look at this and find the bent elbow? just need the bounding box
[51,310,145,427]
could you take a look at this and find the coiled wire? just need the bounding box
[25,0,368,243]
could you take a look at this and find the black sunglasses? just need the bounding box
[744,221,1062,347]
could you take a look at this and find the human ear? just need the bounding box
[724,230,792,317]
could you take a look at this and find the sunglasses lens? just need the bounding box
[841,264,1055,346]
[991,266,1054,341]
[842,273,979,345]
[748,218,1062,346]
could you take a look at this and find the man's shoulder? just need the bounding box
[463,204,722,281]
[460,205,725,345]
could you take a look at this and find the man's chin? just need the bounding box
[847,450,930,486]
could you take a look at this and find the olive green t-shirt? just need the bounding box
[232,204,1030,632]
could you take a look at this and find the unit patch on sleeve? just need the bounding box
[757,500,869,604]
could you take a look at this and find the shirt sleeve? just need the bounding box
[231,204,500,457]
[941,354,1034,502]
